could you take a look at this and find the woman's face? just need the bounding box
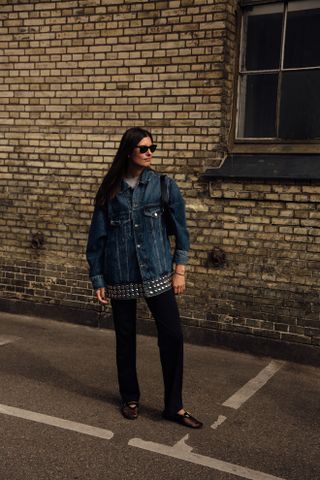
[129,136,155,169]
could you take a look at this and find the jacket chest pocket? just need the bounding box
[143,205,163,232]
[108,216,131,242]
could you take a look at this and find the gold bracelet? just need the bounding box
[174,271,185,276]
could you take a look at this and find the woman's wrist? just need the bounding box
[174,264,186,276]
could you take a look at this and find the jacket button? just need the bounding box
[134,224,139,228]
[137,244,141,248]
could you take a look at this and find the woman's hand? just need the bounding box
[172,264,186,295]
[95,287,109,305]
[172,273,186,295]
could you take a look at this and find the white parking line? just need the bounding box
[223,360,285,410]
[0,403,114,440]
[0,335,21,346]
[129,437,286,480]
[211,415,227,430]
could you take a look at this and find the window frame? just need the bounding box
[230,0,320,154]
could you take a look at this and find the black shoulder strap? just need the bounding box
[160,174,169,206]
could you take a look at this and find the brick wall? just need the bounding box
[185,181,320,347]
[0,0,319,359]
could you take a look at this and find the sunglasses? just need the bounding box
[135,144,157,154]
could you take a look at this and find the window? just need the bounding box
[236,1,320,143]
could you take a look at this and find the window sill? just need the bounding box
[231,143,320,155]
[201,154,320,181]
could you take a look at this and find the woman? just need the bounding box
[86,127,202,429]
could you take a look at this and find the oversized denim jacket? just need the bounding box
[86,168,189,295]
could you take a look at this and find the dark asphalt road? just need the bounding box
[0,311,319,480]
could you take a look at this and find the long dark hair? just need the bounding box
[95,127,153,208]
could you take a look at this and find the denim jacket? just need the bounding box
[86,168,189,294]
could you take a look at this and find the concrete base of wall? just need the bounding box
[1,298,319,367]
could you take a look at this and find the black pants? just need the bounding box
[111,288,183,416]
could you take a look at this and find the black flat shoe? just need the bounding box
[162,410,203,429]
[121,401,139,420]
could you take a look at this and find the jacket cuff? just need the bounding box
[90,274,106,290]
[173,249,188,265]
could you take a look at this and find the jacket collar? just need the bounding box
[139,167,153,184]
[120,167,153,192]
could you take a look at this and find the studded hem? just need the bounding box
[106,273,173,299]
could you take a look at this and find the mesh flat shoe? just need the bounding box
[162,410,203,429]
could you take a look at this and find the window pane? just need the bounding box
[284,1,320,68]
[279,70,320,139]
[244,4,283,71]
[238,74,278,138]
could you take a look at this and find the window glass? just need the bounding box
[279,70,320,139]
[245,4,283,71]
[239,74,278,138]
[237,1,320,142]
[284,1,320,68]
